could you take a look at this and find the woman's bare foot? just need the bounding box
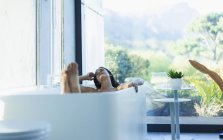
[60,70,71,94]
[60,62,81,93]
[66,62,81,93]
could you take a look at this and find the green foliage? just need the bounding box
[148,52,172,72]
[167,39,204,57]
[186,13,223,63]
[105,48,131,82]
[105,46,150,83]
[192,80,223,117]
[104,11,223,117]
[167,69,184,79]
[129,55,150,79]
[188,13,223,38]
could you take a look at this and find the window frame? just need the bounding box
[74,0,83,75]
[0,0,76,93]
[37,0,76,87]
[78,0,223,131]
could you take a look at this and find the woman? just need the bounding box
[60,62,144,93]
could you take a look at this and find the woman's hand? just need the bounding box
[128,79,144,87]
[128,79,144,92]
[83,72,95,81]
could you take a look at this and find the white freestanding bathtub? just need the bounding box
[0,85,147,140]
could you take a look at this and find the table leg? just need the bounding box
[170,103,176,140]
[175,103,180,139]
[174,90,180,140]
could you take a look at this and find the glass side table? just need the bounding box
[154,86,194,140]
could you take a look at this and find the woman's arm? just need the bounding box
[78,72,99,93]
[80,86,98,93]
[117,78,144,91]
[116,83,130,90]
[79,72,95,82]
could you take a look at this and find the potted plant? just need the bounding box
[167,69,184,89]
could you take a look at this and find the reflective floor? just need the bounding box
[147,132,221,140]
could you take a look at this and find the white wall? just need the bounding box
[0,0,36,89]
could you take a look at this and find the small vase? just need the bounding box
[169,78,182,89]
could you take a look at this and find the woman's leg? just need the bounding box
[60,70,71,93]
[67,62,81,93]
[60,62,81,93]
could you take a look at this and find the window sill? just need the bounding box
[146,116,223,125]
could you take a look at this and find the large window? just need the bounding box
[38,0,64,87]
[89,0,223,125]
[0,0,75,92]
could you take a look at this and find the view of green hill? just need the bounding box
[104,2,199,49]
[104,1,223,117]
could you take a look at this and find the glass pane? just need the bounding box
[53,0,63,75]
[0,0,36,90]
[103,0,223,122]
[48,0,63,87]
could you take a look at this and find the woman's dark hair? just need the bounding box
[93,67,120,89]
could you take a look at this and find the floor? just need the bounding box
[147,132,222,140]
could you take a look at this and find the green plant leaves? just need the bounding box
[167,69,184,78]
[193,80,223,117]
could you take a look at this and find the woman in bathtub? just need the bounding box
[60,62,144,93]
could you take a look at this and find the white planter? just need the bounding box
[169,78,182,89]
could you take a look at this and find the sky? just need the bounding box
[103,0,223,16]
